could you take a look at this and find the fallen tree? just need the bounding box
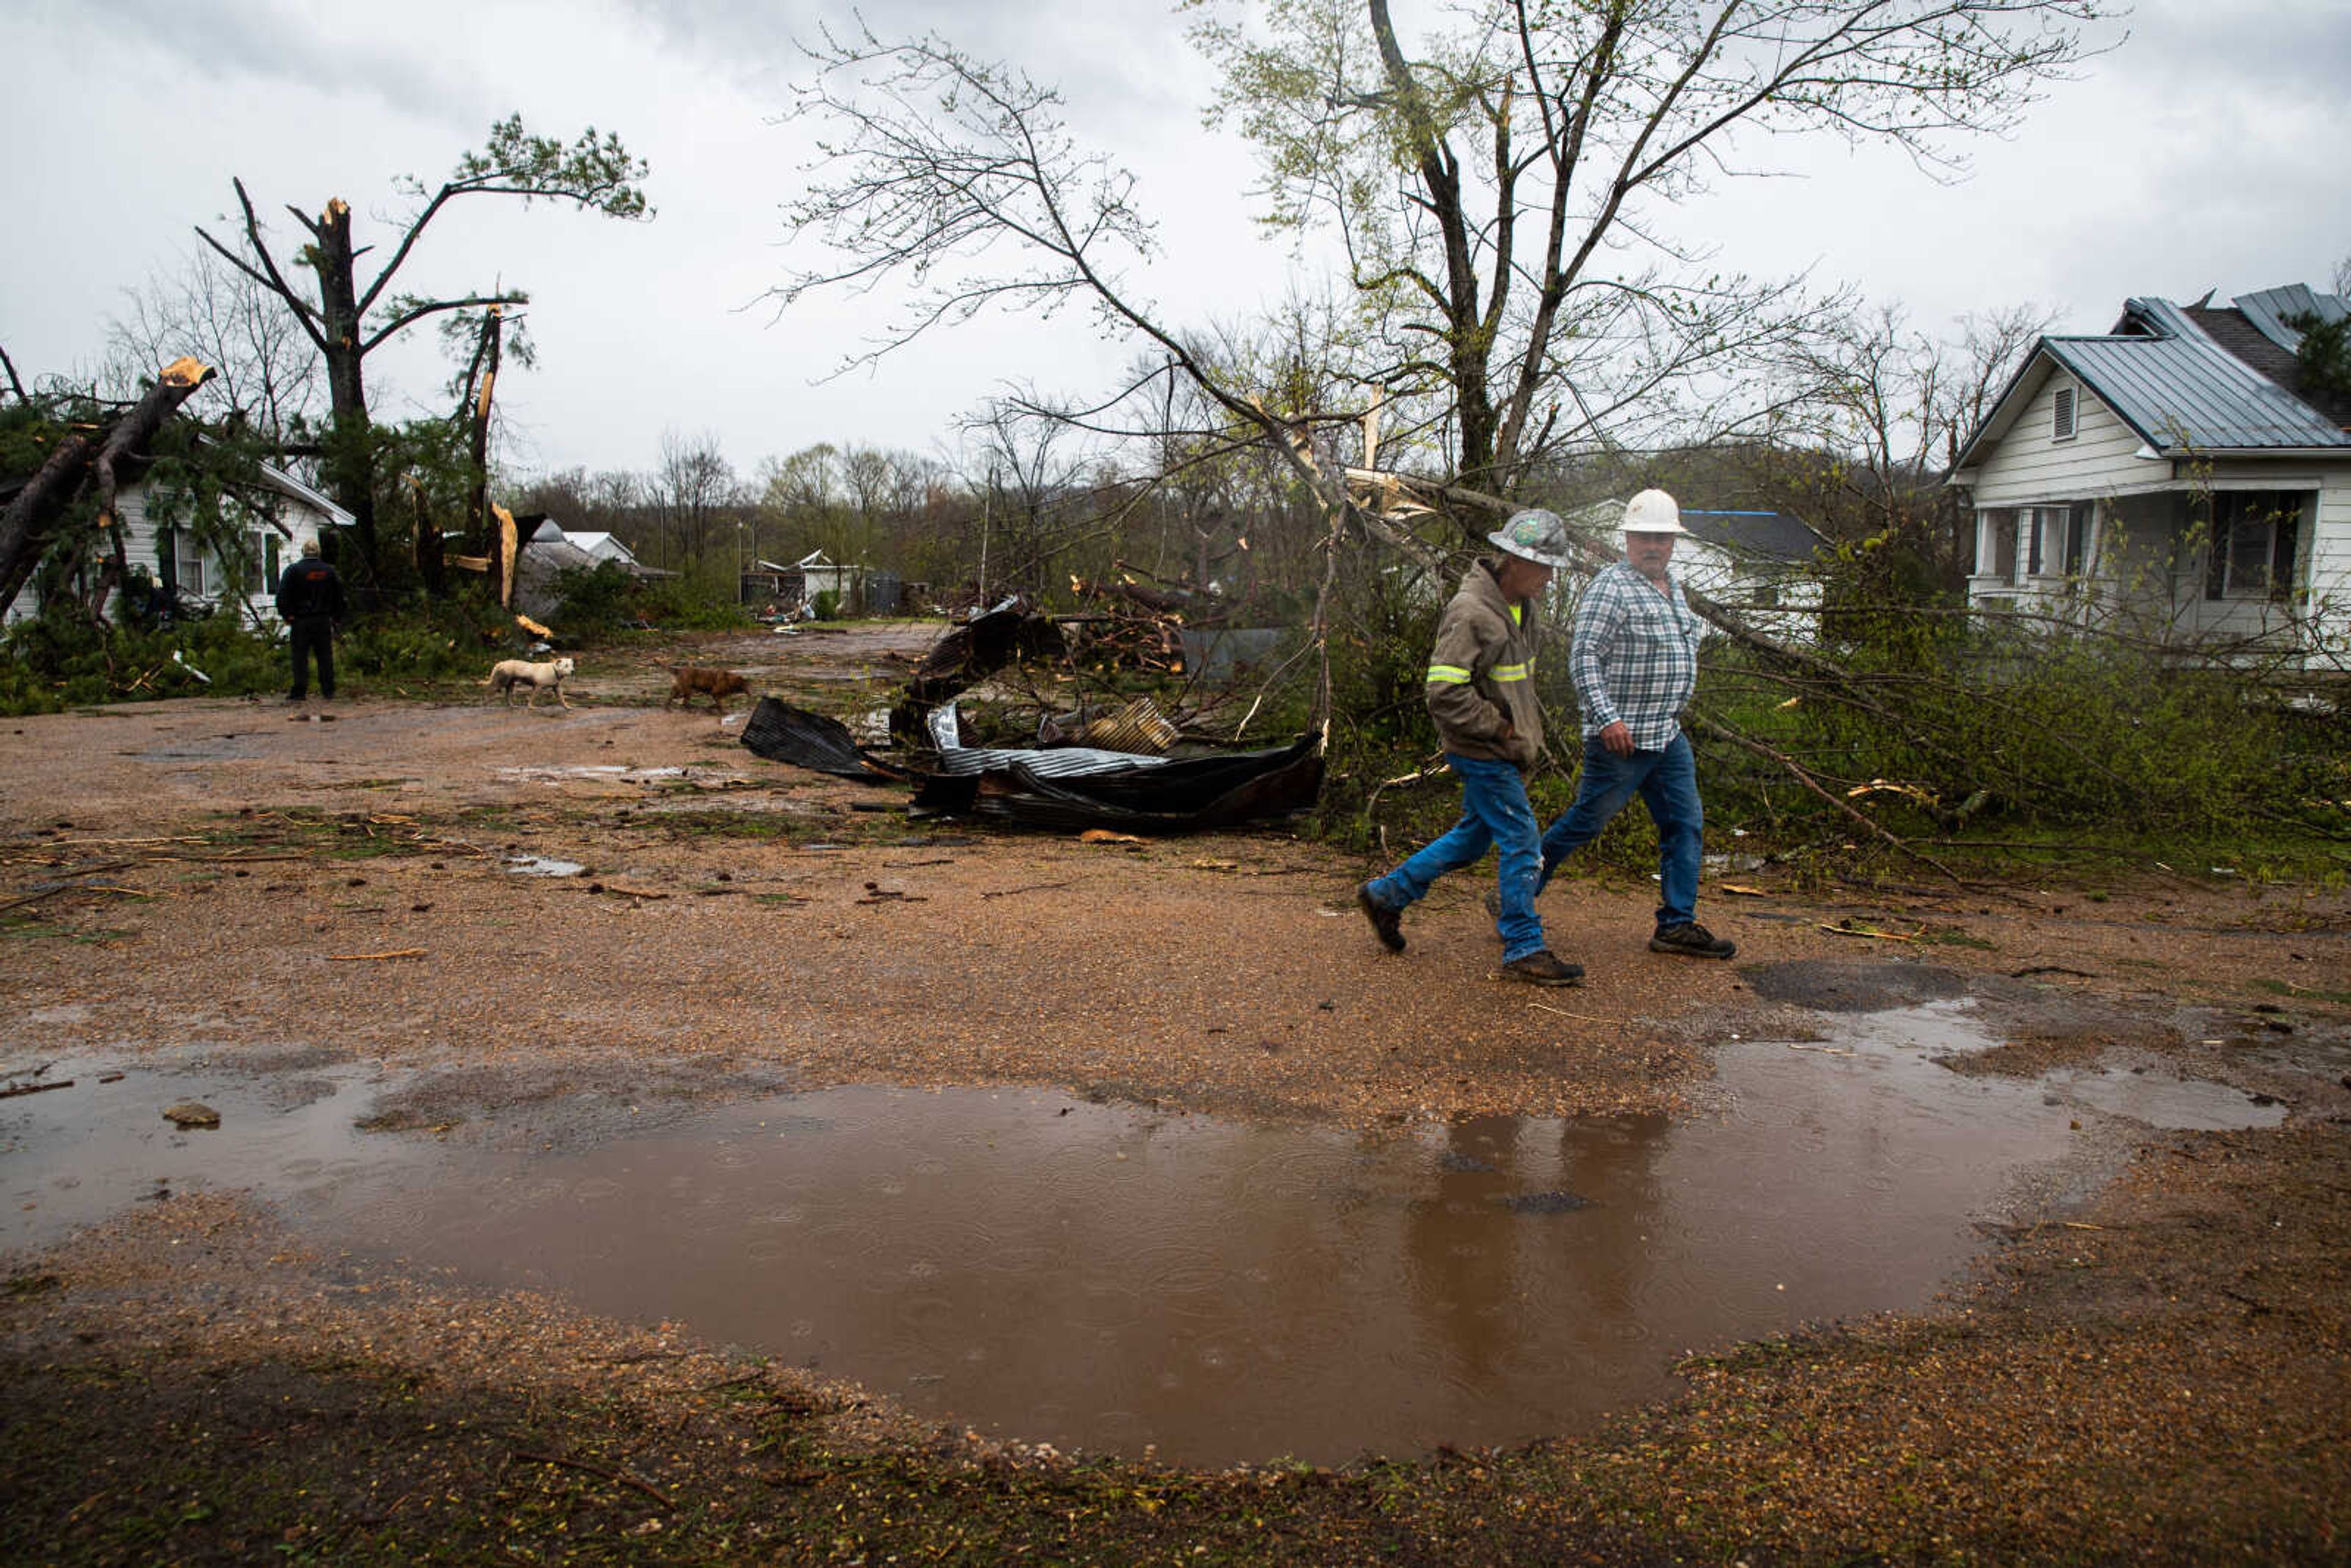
[0,358,217,620]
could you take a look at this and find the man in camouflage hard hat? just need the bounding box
[1355,508,1586,986]
[1532,487,1736,960]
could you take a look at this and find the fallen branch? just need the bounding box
[0,1078,75,1100]
[0,882,149,915]
[325,948,427,961]
[980,881,1072,899]
[1816,921,1924,942]
[586,883,670,900]
[1691,712,2001,896]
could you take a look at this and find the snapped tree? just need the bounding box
[197,116,649,586]
[770,2,2111,759]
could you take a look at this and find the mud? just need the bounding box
[4,626,2349,1561]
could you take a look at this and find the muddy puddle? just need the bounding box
[0,999,2289,1468]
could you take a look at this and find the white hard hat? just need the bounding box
[1485,508,1572,569]
[1621,490,1688,535]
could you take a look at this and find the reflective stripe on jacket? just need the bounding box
[1423,559,1542,769]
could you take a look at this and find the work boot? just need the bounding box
[1502,950,1584,986]
[1650,921,1736,959]
[1357,884,1405,953]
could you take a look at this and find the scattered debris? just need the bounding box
[743,695,1324,835]
[740,700,901,781]
[162,1101,220,1129]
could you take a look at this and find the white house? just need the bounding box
[1556,498,1824,643]
[1673,508,1827,643]
[2,457,355,628]
[559,530,642,568]
[1948,284,2351,661]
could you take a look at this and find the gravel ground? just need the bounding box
[2,625,2347,1564]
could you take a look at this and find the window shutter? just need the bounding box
[2271,505,2301,601]
[2205,503,2230,601]
[2052,386,2076,440]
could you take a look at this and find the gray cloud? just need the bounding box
[100,0,489,129]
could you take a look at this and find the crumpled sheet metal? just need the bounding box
[744,697,1324,833]
[739,698,901,779]
[913,727,1325,834]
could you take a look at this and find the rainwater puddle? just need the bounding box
[0,1059,440,1245]
[0,1004,2288,1467]
[2040,1067,2285,1131]
[497,765,688,784]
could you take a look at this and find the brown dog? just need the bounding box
[486,656,576,710]
[664,664,749,712]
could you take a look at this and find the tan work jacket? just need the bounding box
[1423,559,1543,770]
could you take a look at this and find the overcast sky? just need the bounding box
[4,1,2345,482]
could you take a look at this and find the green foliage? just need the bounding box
[0,594,498,714]
[337,598,488,684]
[451,114,650,220]
[1693,621,2350,855]
[811,589,842,621]
[0,610,280,713]
[637,576,752,632]
[545,560,752,640]
[2285,309,2351,401]
[546,560,642,636]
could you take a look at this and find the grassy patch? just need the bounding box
[2249,977,2351,1007]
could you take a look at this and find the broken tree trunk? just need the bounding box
[460,304,501,567]
[0,357,216,618]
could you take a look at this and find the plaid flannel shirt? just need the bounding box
[1569,561,1701,748]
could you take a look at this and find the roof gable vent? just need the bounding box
[2053,384,2077,441]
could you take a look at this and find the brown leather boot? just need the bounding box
[1356,885,1405,953]
[1502,950,1584,986]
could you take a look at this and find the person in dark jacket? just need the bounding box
[1355,509,1585,986]
[274,537,345,701]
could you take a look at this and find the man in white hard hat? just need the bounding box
[1533,488,1735,959]
[1357,509,1586,986]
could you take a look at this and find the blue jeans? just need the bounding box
[1537,732,1703,929]
[1363,752,1547,962]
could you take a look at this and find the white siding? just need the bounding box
[4,481,321,628]
[1969,375,2155,505]
[2309,482,2351,651]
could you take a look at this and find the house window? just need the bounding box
[1978,509,2019,582]
[2063,505,2090,575]
[264,534,283,585]
[171,531,207,598]
[2200,492,2304,601]
[2052,384,2076,441]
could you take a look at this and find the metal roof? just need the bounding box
[2234,284,2347,353]
[1954,285,2351,472]
[1677,509,1823,563]
[2041,297,2350,451]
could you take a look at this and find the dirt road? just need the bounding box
[3,626,2347,1564]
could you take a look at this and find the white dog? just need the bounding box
[486,656,576,710]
